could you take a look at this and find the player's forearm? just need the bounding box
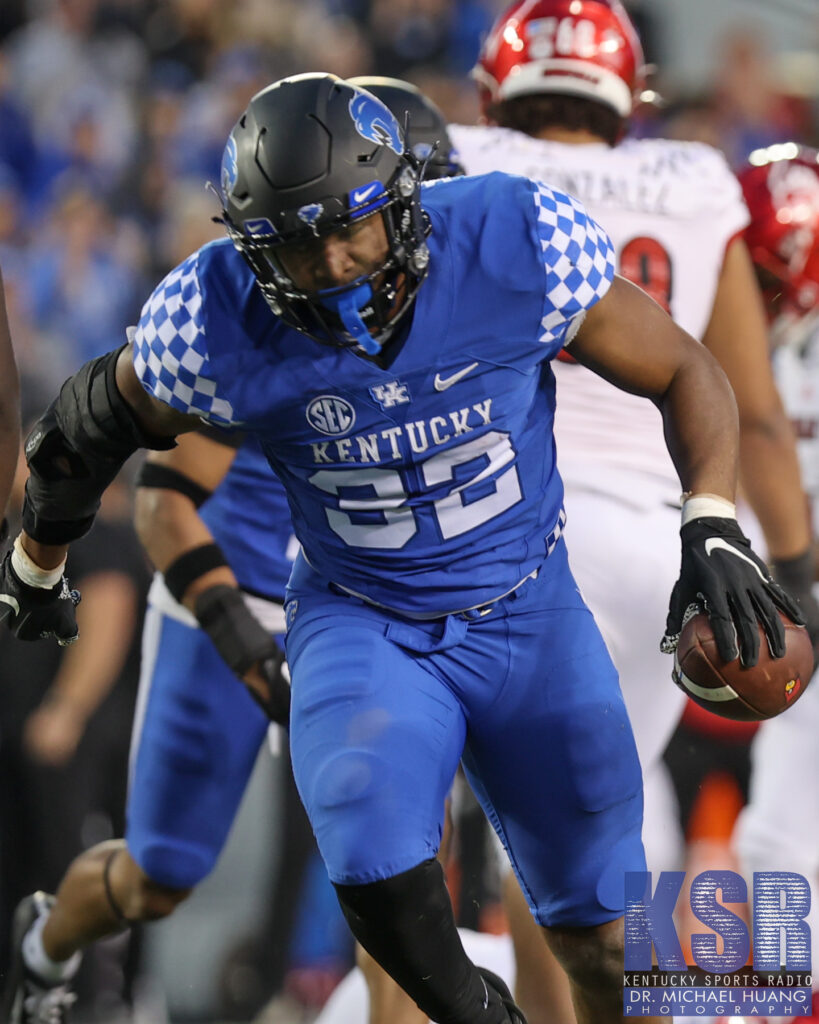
[660,350,740,501]
[135,486,213,570]
[20,535,69,571]
[134,486,238,612]
[738,412,812,560]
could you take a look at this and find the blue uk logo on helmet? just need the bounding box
[348,90,403,156]
[221,135,238,201]
[297,203,324,226]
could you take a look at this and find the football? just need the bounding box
[672,610,814,721]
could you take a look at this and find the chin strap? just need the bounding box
[318,282,382,355]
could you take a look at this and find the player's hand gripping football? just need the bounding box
[0,543,80,645]
[194,584,291,726]
[661,516,804,666]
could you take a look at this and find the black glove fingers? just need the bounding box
[726,590,761,666]
[768,580,806,628]
[245,650,291,727]
[750,589,786,659]
[664,581,684,639]
[709,610,740,664]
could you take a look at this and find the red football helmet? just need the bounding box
[474,0,646,120]
[740,145,819,319]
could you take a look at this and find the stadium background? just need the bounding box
[0,0,817,1021]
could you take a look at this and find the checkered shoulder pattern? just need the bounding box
[531,181,616,345]
[132,254,237,425]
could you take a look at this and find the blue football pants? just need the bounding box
[285,539,646,928]
[126,606,271,889]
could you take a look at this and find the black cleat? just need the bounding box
[2,892,77,1023]
[478,966,528,1023]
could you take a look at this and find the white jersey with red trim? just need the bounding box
[452,126,749,507]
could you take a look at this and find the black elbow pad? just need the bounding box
[23,347,175,544]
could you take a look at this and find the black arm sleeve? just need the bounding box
[22,347,176,544]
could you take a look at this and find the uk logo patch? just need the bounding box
[369,380,410,408]
[349,91,403,155]
[285,600,298,630]
[220,135,238,201]
[306,394,356,436]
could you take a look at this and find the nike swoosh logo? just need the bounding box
[352,184,379,204]
[434,362,479,392]
[0,594,20,616]
[704,538,766,581]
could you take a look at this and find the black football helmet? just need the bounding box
[220,73,430,355]
[348,76,465,180]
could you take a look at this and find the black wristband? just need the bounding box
[136,462,213,508]
[164,543,228,604]
[193,584,276,676]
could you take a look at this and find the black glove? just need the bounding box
[194,584,291,726]
[772,548,819,656]
[256,648,292,727]
[661,517,804,666]
[0,549,81,645]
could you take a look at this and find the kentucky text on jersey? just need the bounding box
[309,400,494,464]
[132,173,615,615]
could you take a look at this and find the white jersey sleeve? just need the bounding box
[131,253,237,425]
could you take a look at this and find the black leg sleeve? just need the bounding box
[334,858,509,1024]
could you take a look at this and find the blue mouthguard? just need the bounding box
[318,281,381,355]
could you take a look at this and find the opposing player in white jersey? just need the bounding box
[0,73,804,1024]
[733,146,819,1019]
[451,3,819,1020]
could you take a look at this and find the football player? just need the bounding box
[450,5,819,1018]
[0,267,20,536]
[0,76,461,1024]
[0,426,295,1024]
[0,74,803,1024]
[733,145,819,1019]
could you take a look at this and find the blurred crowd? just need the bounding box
[0,0,816,417]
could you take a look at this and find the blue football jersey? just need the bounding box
[133,172,615,615]
[198,435,294,601]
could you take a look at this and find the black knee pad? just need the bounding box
[335,860,511,1024]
